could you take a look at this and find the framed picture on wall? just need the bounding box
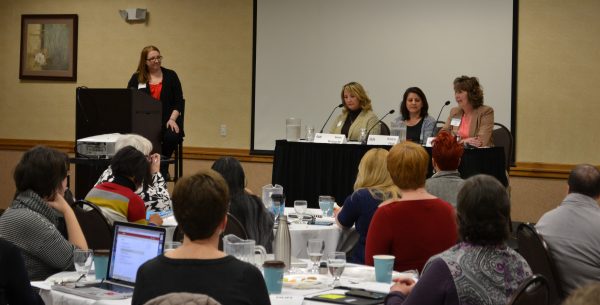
[19,14,78,81]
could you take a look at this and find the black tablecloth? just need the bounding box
[272,140,507,208]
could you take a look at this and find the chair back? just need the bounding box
[507,274,549,305]
[72,200,113,249]
[516,223,565,305]
[379,122,390,135]
[492,122,513,169]
[218,213,248,250]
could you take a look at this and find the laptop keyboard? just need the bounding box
[98,282,134,294]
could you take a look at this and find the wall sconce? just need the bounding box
[119,8,147,22]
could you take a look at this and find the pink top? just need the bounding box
[457,113,471,139]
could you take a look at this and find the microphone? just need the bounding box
[76,86,89,123]
[362,109,395,144]
[432,101,451,137]
[319,103,344,133]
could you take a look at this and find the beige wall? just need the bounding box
[0,0,253,148]
[1,1,598,220]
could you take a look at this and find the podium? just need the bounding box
[74,88,162,199]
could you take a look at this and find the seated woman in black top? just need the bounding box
[211,157,274,252]
[391,87,436,143]
[0,238,44,305]
[132,169,270,305]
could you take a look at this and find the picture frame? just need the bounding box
[19,14,78,81]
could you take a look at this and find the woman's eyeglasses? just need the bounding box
[146,56,163,62]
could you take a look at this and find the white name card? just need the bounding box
[313,133,347,144]
[367,135,399,145]
[425,136,435,147]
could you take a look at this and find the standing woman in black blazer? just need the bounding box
[128,45,184,177]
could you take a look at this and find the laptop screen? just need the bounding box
[107,222,165,284]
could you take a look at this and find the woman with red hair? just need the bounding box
[425,131,464,207]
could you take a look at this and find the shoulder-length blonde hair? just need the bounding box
[354,148,400,200]
[340,82,373,113]
[136,45,160,84]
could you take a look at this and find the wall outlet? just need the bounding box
[220,124,227,137]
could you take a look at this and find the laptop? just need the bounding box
[53,221,166,299]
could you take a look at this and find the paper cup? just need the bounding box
[373,255,395,283]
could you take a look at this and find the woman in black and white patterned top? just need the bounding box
[0,146,88,281]
[95,134,172,213]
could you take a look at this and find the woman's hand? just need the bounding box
[166,119,180,133]
[149,153,161,174]
[460,136,482,147]
[149,214,163,226]
[390,277,416,295]
[47,193,70,215]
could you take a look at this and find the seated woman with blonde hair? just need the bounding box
[329,82,381,141]
[365,141,457,273]
[336,148,400,264]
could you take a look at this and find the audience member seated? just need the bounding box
[365,141,457,273]
[132,169,270,305]
[86,146,162,226]
[536,164,600,294]
[562,282,600,305]
[329,81,381,140]
[0,146,88,280]
[0,238,44,304]
[336,148,400,264]
[211,156,274,252]
[95,134,171,213]
[441,75,494,147]
[385,174,532,305]
[390,87,436,144]
[425,131,465,207]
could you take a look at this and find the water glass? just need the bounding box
[306,125,315,142]
[327,251,346,287]
[307,239,325,273]
[318,195,334,217]
[73,249,94,279]
[286,118,301,141]
[359,128,367,142]
[294,200,308,224]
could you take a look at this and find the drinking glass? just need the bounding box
[294,200,308,224]
[327,251,346,287]
[359,128,367,143]
[307,239,325,273]
[73,249,94,280]
[306,125,315,142]
[318,196,334,217]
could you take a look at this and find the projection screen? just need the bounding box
[253,0,516,152]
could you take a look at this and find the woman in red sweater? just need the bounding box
[365,141,457,273]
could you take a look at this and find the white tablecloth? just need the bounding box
[37,265,399,305]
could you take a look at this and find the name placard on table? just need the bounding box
[366,135,399,146]
[313,133,347,144]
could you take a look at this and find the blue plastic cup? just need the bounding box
[263,260,285,294]
[93,250,110,280]
[373,255,395,283]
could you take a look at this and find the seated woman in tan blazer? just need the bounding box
[442,75,494,147]
[329,81,381,141]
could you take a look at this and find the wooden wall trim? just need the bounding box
[0,138,590,173]
[0,138,273,163]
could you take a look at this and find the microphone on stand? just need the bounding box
[432,101,451,137]
[362,109,395,145]
[319,104,344,133]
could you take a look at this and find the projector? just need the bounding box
[76,133,121,159]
